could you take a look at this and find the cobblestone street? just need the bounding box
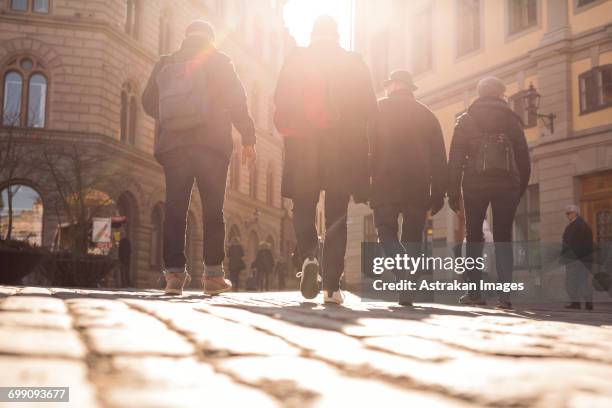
[1,286,612,407]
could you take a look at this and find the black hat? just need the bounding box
[383,70,417,91]
[185,20,215,40]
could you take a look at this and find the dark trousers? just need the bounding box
[463,188,520,300]
[565,262,593,302]
[292,191,350,292]
[229,269,241,290]
[374,204,427,300]
[161,147,229,273]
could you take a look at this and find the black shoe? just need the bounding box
[297,257,320,299]
[459,294,486,306]
[585,302,593,311]
[495,300,513,310]
[398,300,413,307]
[564,302,581,310]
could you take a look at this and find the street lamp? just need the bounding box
[522,82,556,133]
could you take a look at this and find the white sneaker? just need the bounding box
[324,289,345,305]
[296,257,321,299]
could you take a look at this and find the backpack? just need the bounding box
[156,56,210,131]
[471,117,518,177]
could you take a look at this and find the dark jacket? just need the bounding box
[448,97,531,198]
[561,216,594,265]
[370,89,447,208]
[254,248,274,274]
[274,41,377,203]
[142,36,255,162]
[227,243,245,272]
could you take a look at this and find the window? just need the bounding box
[579,65,612,114]
[509,90,537,128]
[120,82,138,145]
[364,214,377,242]
[125,0,140,39]
[0,184,44,246]
[159,13,173,55]
[371,31,389,91]
[230,148,241,190]
[412,6,433,75]
[11,0,49,12]
[457,0,480,56]
[2,56,48,128]
[508,0,537,35]
[577,0,598,6]
[249,162,258,199]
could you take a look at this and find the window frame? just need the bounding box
[1,55,49,129]
[411,4,434,76]
[579,64,612,115]
[456,0,483,59]
[9,0,50,14]
[573,0,609,15]
[505,0,540,41]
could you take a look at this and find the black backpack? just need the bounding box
[471,117,518,177]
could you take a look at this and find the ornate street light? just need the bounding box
[523,82,556,133]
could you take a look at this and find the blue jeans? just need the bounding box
[160,147,229,277]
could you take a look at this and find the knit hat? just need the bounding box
[185,20,215,40]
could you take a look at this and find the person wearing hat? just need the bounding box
[561,204,594,310]
[274,16,377,305]
[447,76,531,309]
[142,20,256,296]
[370,70,448,306]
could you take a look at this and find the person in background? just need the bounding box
[254,241,274,291]
[142,20,256,296]
[448,76,531,310]
[274,16,377,304]
[561,205,594,310]
[118,230,132,287]
[275,257,288,290]
[227,237,246,291]
[370,70,447,306]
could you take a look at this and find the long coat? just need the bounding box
[370,89,447,209]
[274,42,377,203]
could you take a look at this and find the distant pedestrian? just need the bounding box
[448,76,531,309]
[275,258,288,290]
[370,70,447,306]
[142,20,256,296]
[561,205,594,310]
[227,237,246,291]
[274,16,377,304]
[118,234,132,287]
[254,241,274,291]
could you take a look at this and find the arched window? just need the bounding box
[1,56,48,128]
[10,0,48,13]
[0,184,44,246]
[27,73,47,128]
[120,82,137,145]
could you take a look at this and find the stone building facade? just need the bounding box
[0,0,291,287]
[344,0,612,288]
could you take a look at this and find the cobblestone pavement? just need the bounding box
[1,286,612,408]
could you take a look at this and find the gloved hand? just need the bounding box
[429,196,445,216]
[448,194,462,213]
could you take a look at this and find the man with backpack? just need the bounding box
[370,70,447,306]
[142,20,256,296]
[448,76,531,309]
[274,16,377,304]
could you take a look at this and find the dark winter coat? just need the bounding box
[227,243,245,273]
[254,248,274,274]
[448,97,531,198]
[142,36,255,162]
[561,216,594,265]
[274,41,377,203]
[370,89,447,209]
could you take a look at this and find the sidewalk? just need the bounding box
[1,286,612,407]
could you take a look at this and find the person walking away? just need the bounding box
[370,70,447,306]
[561,205,594,310]
[274,16,377,305]
[254,241,274,291]
[118,233,132,287]
[275,257,288,290]
[142,20,256,296]
[227,237,246,291]
[447,76,531,310]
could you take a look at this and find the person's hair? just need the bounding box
[565,204,580,215]
[185,20,215,41]
[311,15,339,42]
[477,76,506,98]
